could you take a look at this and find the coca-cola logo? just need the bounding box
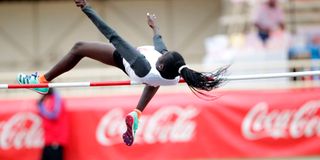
[242,100,320,140]
[96,105,199,146]
[0,112,43,150]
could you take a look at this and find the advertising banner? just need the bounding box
[0,88,319,160]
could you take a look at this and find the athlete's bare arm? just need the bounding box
[136,85,160,112]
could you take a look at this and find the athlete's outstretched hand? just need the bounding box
[147,13,160,35]
[74,0,88,9]
[147,13,157,29]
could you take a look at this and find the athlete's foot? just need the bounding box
[16,72,49,94]
[122,111,139,146]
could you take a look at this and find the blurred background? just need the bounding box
[0,0,320,160]
[0,0,319,97]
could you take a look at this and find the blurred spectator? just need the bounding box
[253,0,285,45]
[306,34,320,80]
[38,88,69,160]
[288,32,310,81]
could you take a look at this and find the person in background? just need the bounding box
[307,34,320,80]
[253,0,285,45]
[288,32,309,81]
[37,88,69,160]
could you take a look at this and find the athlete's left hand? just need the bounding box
[147,13,157,29]
[74,0,88,9]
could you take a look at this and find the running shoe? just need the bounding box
[16,72,49,94]
[122,111,139,146]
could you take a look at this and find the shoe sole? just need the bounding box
[122,115,134,146]
[16,74,48,95]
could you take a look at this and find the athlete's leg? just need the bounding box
[44,41,118,81]
[17,41,121,94]
[81,5,149,146]
[82,5,151,77]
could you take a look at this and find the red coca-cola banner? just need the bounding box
[0,88,320,160]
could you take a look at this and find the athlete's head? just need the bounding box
[156,51,228,99]
[156,51,185,79]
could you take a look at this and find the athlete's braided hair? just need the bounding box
[165,51,228,100]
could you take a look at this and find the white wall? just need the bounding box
[0,0,222,71]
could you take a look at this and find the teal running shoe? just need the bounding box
[122,111,139,146]
[17,72,49,94]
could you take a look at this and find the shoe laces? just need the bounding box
[25,72,38,80]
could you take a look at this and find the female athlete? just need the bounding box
[17,0,228,146]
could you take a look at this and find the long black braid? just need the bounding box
[179,66,228,100]
[163,51,228,100]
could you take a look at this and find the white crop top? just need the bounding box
[122,46,180,87]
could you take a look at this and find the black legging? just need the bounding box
[83,5,160,77]
[44,5,169,81]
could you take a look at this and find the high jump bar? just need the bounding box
[0,70,319,89]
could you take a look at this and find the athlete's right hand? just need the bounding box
[74,0,88,9]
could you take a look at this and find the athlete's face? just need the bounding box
[156,51,185,79]
[156,53,171,72]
